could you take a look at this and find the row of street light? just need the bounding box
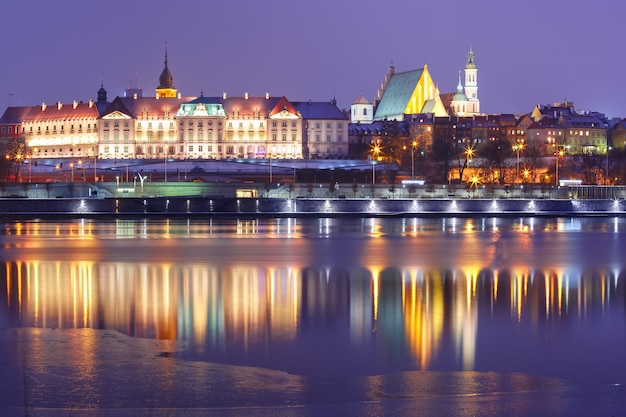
[368,139,579,186]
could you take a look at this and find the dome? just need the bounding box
[159,65,173,89]
[452,91,468,102]
[452,73,468,102]
[158,49,174,89]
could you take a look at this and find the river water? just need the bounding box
[0,216,625,416]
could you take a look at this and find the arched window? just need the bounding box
[363,108,368,116]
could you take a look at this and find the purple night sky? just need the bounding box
[1,0,624,117]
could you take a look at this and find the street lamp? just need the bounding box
[411,140,417,179]
[164,146,168,182]
[91,147,97,182]
[78,159,84,181]
[555,148,565,186]
[606,145,611,185]
[15,154,22,182]
[512,143,525,183]
[371,144,380,184]
[70,162,74,182]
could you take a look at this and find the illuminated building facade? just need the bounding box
[464,48,480,114]
[0,51,347,161]
[374,64,448,121]
[295,99,348,159]
[99,95,189,159]
[21,90,109,159]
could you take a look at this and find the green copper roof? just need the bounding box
[374,69,424,120]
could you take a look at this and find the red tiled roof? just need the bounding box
[269,96,298,117]
[23,101,101,122]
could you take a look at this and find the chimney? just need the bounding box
[57,102,62,110]
[73,100,78,109]
[223,92,227,99]
[89,99,94,108]
[41,102,47,111]
[244,92,249,99]
[265,92,270,99]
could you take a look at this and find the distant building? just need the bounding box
[531,102,609,154]
[100,95,190,160]
[611,119,626,149]
[464,48,480,114]
[350,95,373,124]
[0,50,347,161]
[19,84,109,159]
[295,99,348,159]
[373,64,447,121]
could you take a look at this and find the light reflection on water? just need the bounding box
[0,217,625,384]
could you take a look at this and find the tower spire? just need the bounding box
[156,42,177,98]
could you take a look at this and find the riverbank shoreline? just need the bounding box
[0,196,624,218]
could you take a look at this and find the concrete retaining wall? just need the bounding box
[0,196,622,217]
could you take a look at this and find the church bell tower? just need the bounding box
[464,48,480,115]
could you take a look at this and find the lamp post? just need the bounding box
[512,143,525,183]
[606,143,611,185]
[371,144,380,184]
[70,161,74,182]
[164,146,168,182]
[92,147,97,182]
[15,154,22,182]
[411,140,417,179]
[555,148,564,186]
[78,159,84,181]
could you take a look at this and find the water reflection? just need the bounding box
[2,254,625,380]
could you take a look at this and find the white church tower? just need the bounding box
[351,95,374,123]
[464,48,480,115]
